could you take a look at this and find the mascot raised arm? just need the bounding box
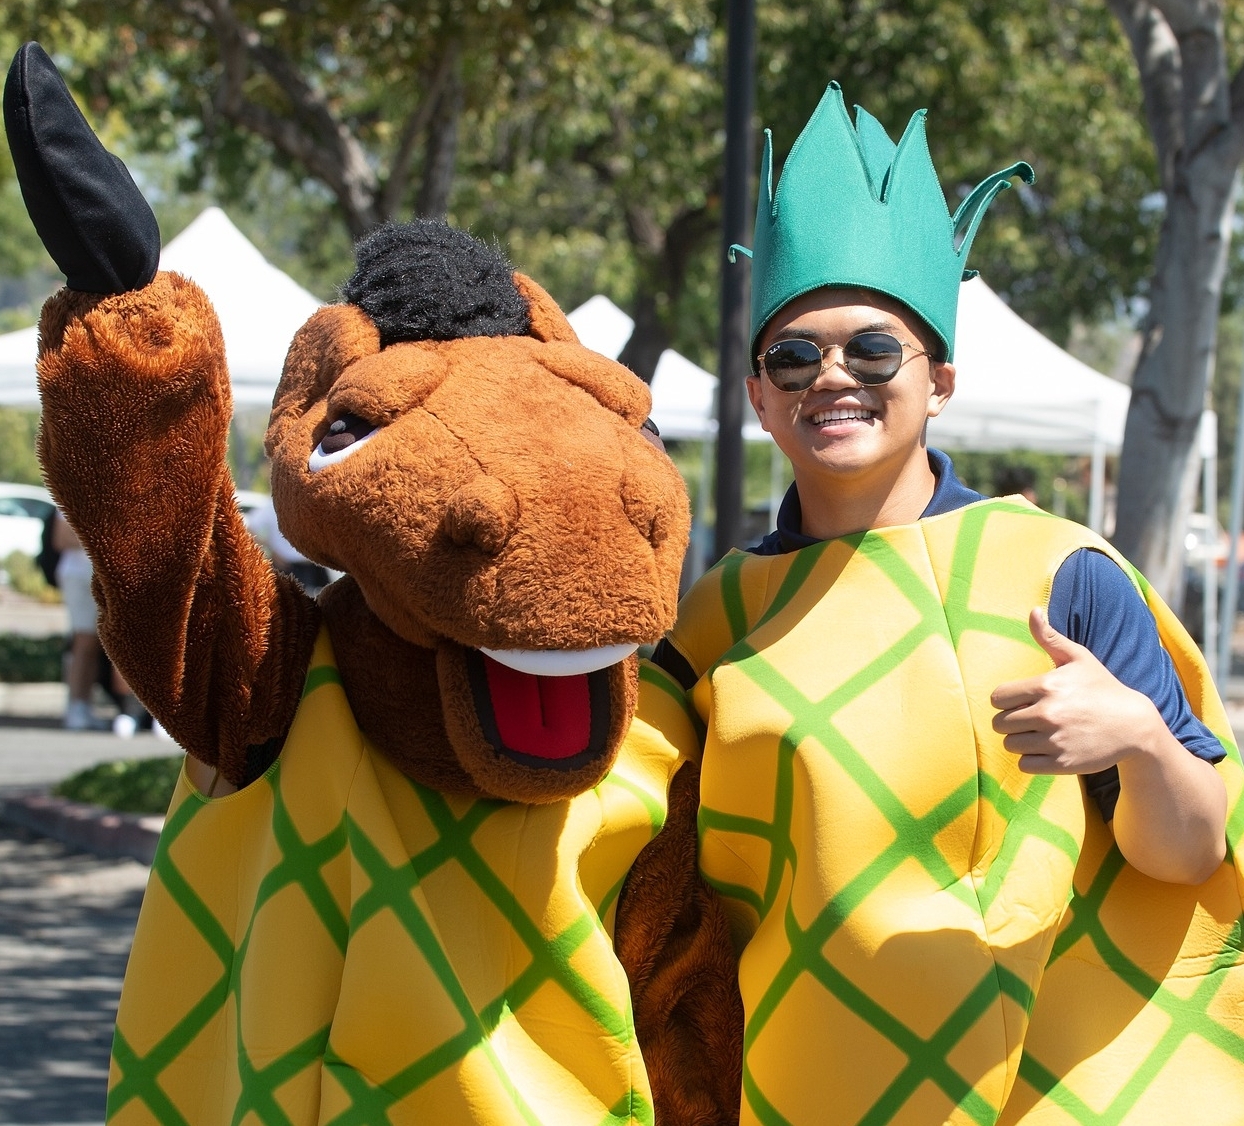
[4,42,741,1126]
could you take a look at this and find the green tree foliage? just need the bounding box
[0,407,41,484]
[2,0,578,232]
[467,0,1157,374]
[457,0,725,376]
[0,0,1161,379]
[757,0,1157,345]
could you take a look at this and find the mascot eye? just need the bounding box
[308,413,379,472]
[638,416,664,451]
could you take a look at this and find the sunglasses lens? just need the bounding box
[843,333,904,384]
[762,339,823,391]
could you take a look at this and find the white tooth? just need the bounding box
[812,408,872,423]
[480,643,638,676]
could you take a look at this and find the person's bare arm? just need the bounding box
[992,608,1226,885]
[50,510,79,552]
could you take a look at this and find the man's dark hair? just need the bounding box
[993,465,1038,497]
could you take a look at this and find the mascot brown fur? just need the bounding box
[8,42,741,1125]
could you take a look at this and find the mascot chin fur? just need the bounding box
[5,42,742,1126]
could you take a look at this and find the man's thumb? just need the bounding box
[1030,607,1079,666]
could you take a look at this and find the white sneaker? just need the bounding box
[112,713,138,739]
[65,700,108,731]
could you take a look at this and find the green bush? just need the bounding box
[54,756,183,815]
[0,633,65,682]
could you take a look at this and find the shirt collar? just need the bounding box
[768,448,983,553]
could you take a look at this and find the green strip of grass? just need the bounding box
[54,756,183,815]
[0,633,65,682]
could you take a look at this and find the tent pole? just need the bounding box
[1201,410,1219,681]
[689,436,714,585]
[1089,436,1105,537]
[1219,377,1244,684]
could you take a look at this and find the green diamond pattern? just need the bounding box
[108,661,662,1126]
[697,501,1244,1126]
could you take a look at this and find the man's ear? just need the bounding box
[746,374,770,432]
[265,304,381,456]
[926,360,955,419]
[512,272,579,343]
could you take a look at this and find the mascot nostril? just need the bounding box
[445,475,518,554]
[622,472,668,548]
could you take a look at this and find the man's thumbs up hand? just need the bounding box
[990,607,1163,776]
[1027,606,1086,668]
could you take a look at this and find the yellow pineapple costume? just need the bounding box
[106,631,696,1126]
[662,498,1244,1126]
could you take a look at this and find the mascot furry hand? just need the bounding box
[5,43,741,1126]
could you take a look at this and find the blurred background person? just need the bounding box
[245,494,336,596]
[52,509,144,734]
[992,464,1039,504]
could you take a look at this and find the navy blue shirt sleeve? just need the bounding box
[1047,548,1226,821]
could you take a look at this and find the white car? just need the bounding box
[234,489,270,519]
[0,482,55,558]
[0,483,273,562]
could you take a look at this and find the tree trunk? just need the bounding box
[416,46,464,219]
[1108,0,1244,603]
[186,0,466,236]
[617,292,670,385]
[1114,158,1239,600]
[616,206,716,384]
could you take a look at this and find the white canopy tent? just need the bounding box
[566,295,769,443]
[933,277,1130,455]
[930,277,1131,533]
[0,206,323,408]
[0,324,37,404]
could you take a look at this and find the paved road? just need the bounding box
[0,718,174,790]
[0,824,148,1126]
[0,711,177,1126]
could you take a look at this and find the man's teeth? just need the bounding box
[810,408,875,424]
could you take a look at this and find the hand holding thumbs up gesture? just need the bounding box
[992,607,1227,885]
[990,607,1164,776]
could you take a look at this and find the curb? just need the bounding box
[0,789,162,865]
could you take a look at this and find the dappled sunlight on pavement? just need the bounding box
[0,825,147,1125]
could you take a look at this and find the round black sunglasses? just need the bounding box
[756,332,933,392]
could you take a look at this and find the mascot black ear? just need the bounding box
[3,42,160,293]
[341,220,531,347]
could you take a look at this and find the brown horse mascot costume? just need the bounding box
[5,43,741,1126]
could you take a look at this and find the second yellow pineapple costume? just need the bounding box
[661,498,1244,1125]
[106,631,696,1126]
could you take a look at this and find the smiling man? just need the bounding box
[649,83,1244,1125]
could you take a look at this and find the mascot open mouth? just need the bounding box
[465,643,637,769]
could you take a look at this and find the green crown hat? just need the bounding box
[736,83,1034,362]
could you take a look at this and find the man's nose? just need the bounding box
[810,345,861,389]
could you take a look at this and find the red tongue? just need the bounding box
[482,655,592,759]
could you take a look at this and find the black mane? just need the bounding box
[342,219,531,348]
